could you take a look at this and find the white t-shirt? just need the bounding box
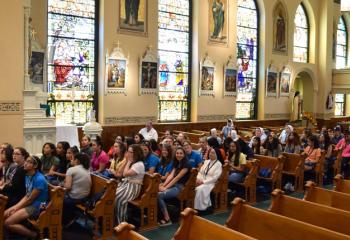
[66,165,92,199]
[139,127,158,141]
[127,161,145,184]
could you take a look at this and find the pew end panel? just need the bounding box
[233,160,259,203]
[211,164,230,213]
[0,194,8,240]
[177,168,199,211]
[334,174,350,194]
[281,153,305,192]
[129,173,161,231]
[254,155,284,190]
[114,222,149,240]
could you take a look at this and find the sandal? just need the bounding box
[159,219,172,226]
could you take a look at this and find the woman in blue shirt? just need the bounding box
[156,144,173,181]
[141,141,160,174]
[4,155,48,239]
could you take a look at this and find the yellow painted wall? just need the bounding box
[27,0,348,124]
[0,0,24,146]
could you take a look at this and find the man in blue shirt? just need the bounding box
[183,140,203,169]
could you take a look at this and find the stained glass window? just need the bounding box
[293,4,309,63]
[158,0,191,122]
[47,0,97,125]
[236,0,259,119]
[335,94,345,116]
[336,16,348,69]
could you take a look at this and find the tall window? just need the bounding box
[293,3,309,63]
[158,0,191,122]
[335,94,346,116]
[336,16,348,69]
[47,0,97,124]
[236,0,259,119]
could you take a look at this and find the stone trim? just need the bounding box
[197,115,235,122]
[264,113,290,119]
[104,116,156,125]
[0,101,22,115]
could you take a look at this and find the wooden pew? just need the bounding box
[28,186,65,240]
[226,198,350,240]
[129,173,161,231]
[304,181,350,212]
[269,189,350,236]
[77,174,118,239]
[0,194,7,240]
[191,129,209,135]
[177,168,198,210]
[333,149,342,177]
[114,222,149,240]
[211,164,230,213]
[334,174,350,194]
[173,130,205,144]
[314,150,326,186]
[254,155,284,190]
[281,152,305,192]
[231,160,259,203]
[173,208,256,240]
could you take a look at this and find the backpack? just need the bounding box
[83,188,106,210]
[259,168,272,178]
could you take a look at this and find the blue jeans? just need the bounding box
[63,194,87,224]
[228,172,245,183]
[158,183,183,213]
[341,157,350,179]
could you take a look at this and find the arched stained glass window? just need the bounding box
[293,3,309,63]
[336,16,348,69]
[47,0,97,124]
[236,0,259,119]
[158,0,191,122]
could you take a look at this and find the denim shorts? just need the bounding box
[25,205,40,219]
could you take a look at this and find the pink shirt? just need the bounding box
[335,139,350,158]
[91,150,109,171]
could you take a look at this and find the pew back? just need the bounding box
[254,155,284,189]
[177,168,199,210]
[114,222,149,240]
[173,208,256,240]
[334,174,350,194]
[0,194,7,240]
[281,153,305,192]
[304,181,350,212]
[211,164,230,213]
[226,198,350,240]
[269,189,350,235]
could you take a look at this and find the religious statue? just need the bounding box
[211,0,224,39]
[326,92,334,110]
[291,91,302,122]
[124,0,140,26]
[275,13,286,51]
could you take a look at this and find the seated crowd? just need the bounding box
[1,119,350,238]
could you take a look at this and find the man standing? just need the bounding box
[139,121,158,141]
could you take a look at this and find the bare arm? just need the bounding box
[164,168,188,189]
[63,175,73,191]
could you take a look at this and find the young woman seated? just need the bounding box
[80,135,93,158]
[101,141,127,179]
[90,136,109,174]
[47,141,70,185]
[62,153,92,226]
[0,145,15,189]
[283,132,301,154]
[194,148,222,211]
[250,136,263,156]
[157,147,191,226]
[40,143,60,175]
[226,141,247,184]
[4,156,48,239]
[156,144,174,182]
[303,135,321,181]
[141,141,160,174]
[263,134,282,157]
[115,144,145,225]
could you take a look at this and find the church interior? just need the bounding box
[1,0,350,239]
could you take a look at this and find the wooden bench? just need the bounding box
[226,198,350,240]
[334,174,350,194]
[254,155,284,190]
[269,189,350,236]
[211,164,230,213]
[304,181,350,212]
[281,152,305,192]
[77,174,118,239]
[173,208,256,240]
[314,150,326,186]
[114,222,149,240]
[333,149,342,177]
[231,160,259,203]
[129,173,161,231]
[0,194,7,240]
[173,130,205,144]
[177,168,198,210]
[28,186,65,240]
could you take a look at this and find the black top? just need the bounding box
[80,146,93,158]
[1,165,26,207]
[174,159,191,185]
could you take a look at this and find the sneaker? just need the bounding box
[284,182,291,191]
[159,219,172,227]
[289,184,295,192]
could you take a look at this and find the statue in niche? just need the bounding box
[273,3,287,53]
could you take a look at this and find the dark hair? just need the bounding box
[30,155,42,171]
[2,145,14,163]
[129,144,145,165]
[228,141,241,167]
[57,141,70,156]
[165,129,173,135]
[251,136,261,154]
[93,136,103,149]
[83,135,91,142]
[264,136,279,151]
[308,135,319,148]
[320,133,331,150]
[149,139,160,153]
[68,146,79,157]
[74,153,90,169]
[160,144,173,168]
[42,143,56,156]
[294,91,300,97]
[286,132,301,146]
[208,137,220,148]
[125,136,135,149]
[173,140,183,147]
[114,141,126,162]
[134,133,144,143]
[15,147,29,160]
[173,147,188,169]
[115,135,125,143]
[141,141,152,158]
[223,137,233,153]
